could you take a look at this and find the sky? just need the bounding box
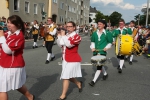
[90,0,149,23]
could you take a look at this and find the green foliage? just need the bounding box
[109,11,122,26]
[94,11,105,23]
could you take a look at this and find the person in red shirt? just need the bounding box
[56,21,83,100]
[0,15,34,100]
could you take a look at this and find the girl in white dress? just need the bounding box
[56,21,82,100]
[0,15,34,100]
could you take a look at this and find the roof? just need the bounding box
[90,6,98,13]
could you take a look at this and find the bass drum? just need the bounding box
[116,35,134,55]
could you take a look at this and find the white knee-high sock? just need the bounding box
[120,60,124,69]
[35,42,37,46]
[46,53,51,61]
[51,53,55,57]
[130,55,133,62]
[102,66,107,75]
[33,42,36,46]
[93,70,101,83]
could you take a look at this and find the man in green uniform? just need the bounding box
[113,19,132,73]
[89,20,113,87]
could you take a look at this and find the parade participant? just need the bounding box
[113,19,132,73]
[56,21,82,100]
[0,15,34,100]
[89,20,113,87]
[32,20,39,49]
[44,17,56,64]
[125,20,136,65]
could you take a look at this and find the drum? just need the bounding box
[132,28,138,38]
[91,55,106,66]
[116,35,134,55]
[133,42,143,56]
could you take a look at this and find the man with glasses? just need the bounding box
[113,19,132,73]
[44,17,57,64]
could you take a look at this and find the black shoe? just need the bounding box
[117,65,120,69]
[89,81,95,87]
[45,60,49,64]
[35,46,38,48]
[118,68,122,73]
[43,45,45,47]
[51,56,55,61]
[124,57,128,61]
[129,61,132,65]
[32,46,35,49]
[103,74,108,80]
[78,81,83,92]
[56,97,66,100]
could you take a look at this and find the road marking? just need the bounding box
[58,62,92,65]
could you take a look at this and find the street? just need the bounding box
[8,33,150,100]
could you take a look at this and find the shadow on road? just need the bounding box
[19,74,59,100]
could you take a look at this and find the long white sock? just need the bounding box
[102,66,107,75]
[46,53,51,61]
[130,55,133,62]
[35,42,38,46]
[120,60,124,69]
[51,53,55,57]
[93,70,101,83]
[33,42,36,46]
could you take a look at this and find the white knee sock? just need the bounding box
[102,66,107,75]
[46,53,51,61]
[120,60,124,69]
[93,70,101,83]
[51,53,55,57]
[130,55,133,62]
[35,42,38,46]
[33,42,36,46]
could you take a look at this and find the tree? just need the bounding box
[89,17,92,23]
[94,11,105,23]
[109,11,122,26]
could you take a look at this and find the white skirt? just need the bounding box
[0,66,26,92]
[60,60,82,79]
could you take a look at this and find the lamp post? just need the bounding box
[146,0,150,26]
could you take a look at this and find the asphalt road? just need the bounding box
[8,33,150,100]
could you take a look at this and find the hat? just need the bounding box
[97,19,107,29]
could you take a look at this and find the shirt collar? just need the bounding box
[67,31,76,37]
[7,29,21,35]
[97,29,106,35]
[117,27,126,30]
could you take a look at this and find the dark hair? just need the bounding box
[97,20,107,29]
[130,20,135,24]
[34,20,38,24]
[47,17,53,22]
[119,19,125,23]
[67,21,76,30]
[7,15,25,34]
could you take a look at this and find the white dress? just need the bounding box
[57,31,82,79]
[0,30,26,92]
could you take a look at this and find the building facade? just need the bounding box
[57,0,90,25]
[89,6,98,25]
[0,0,9,19]
[9,0,49,23]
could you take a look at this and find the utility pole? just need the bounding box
[138,14,140,25]
[146,0,149,26]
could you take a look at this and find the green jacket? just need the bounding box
[91,30,113,55]
[113,27,132,38]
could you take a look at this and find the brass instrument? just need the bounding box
[132,28,138,38]
[44,24,56,41]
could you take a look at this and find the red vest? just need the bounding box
[0,31,25,68]
[64,45,82,62]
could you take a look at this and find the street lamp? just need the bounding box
[146,0,150,26]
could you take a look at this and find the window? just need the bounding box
[60,2,64,9]
[89,14,93,16]
[34,4,37,14]
[53,0,57,3]
[25,1,29,13]
[60,16,64,22]
[14,0,19,11]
